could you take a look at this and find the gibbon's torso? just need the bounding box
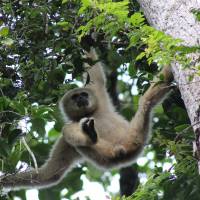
[92,111,129,143]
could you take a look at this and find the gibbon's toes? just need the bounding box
[82,118,97,144]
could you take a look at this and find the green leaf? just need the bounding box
[8,129,22,145]
[188,74,194,81]
[48,128,60,138]
[175,124,190,132]
[136,52,146,60]
[0,27,9,37]
[31,117,46,136]
[191,9,200,21]
[1,38,14,46]
[128,62,137,77]
[57,21,69,27]
[0,97,10,111]
[10,101,26,115]
[159,73,164,81]
[62,0,68,4]
[128,34,140,47]
[129,12,145,26]
[9,147,22,166]
[86,163,104,181]
[0,139,10,157]
[81,0,91,7]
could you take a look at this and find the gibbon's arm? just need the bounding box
[85,49,115,112]
[85,49,106,86]
[62,119,122,158]
[128,66,173,150]
[62,118,97,147]
[0,137,82,190]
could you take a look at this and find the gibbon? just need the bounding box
[0,49,173,190]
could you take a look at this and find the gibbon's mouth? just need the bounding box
[77,99,89,107]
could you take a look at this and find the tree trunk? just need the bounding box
[136,0,200,172]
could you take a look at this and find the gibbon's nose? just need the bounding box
[77,96,89,107]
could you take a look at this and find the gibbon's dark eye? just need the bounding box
[81,92,89,98]
[71,94,79,100]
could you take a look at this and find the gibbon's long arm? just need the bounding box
[0,137,82,189]
[85,49,106,86]
[85,49,115,112]
[63,118,98,146]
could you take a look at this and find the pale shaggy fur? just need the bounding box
[0,49,173,190]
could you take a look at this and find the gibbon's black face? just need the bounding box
[60,88,98,121]
[71,92,89,108]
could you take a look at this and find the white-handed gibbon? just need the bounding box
[0,49,173,190]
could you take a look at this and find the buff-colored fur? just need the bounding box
[0,49,173,190]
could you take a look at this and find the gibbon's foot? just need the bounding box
[113,145,127,159]
[82,118,98,144]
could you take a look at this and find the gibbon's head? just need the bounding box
[60,88,98,121]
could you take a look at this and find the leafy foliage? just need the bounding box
[191,9,200,21]
[0,0,200,200]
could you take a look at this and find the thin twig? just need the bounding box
[0,110,24,117]
[21,137,38,174]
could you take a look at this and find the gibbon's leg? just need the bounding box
[84,138,126,159]
[0,137,82,190]
[62,118,97,147]
[140,66,173,108]
[129,66,173,146]
[76,139,120,169]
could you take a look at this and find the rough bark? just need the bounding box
[137,0,200,172]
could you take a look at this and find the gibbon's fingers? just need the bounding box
[82,118,98,144]
[0,137,82,190]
